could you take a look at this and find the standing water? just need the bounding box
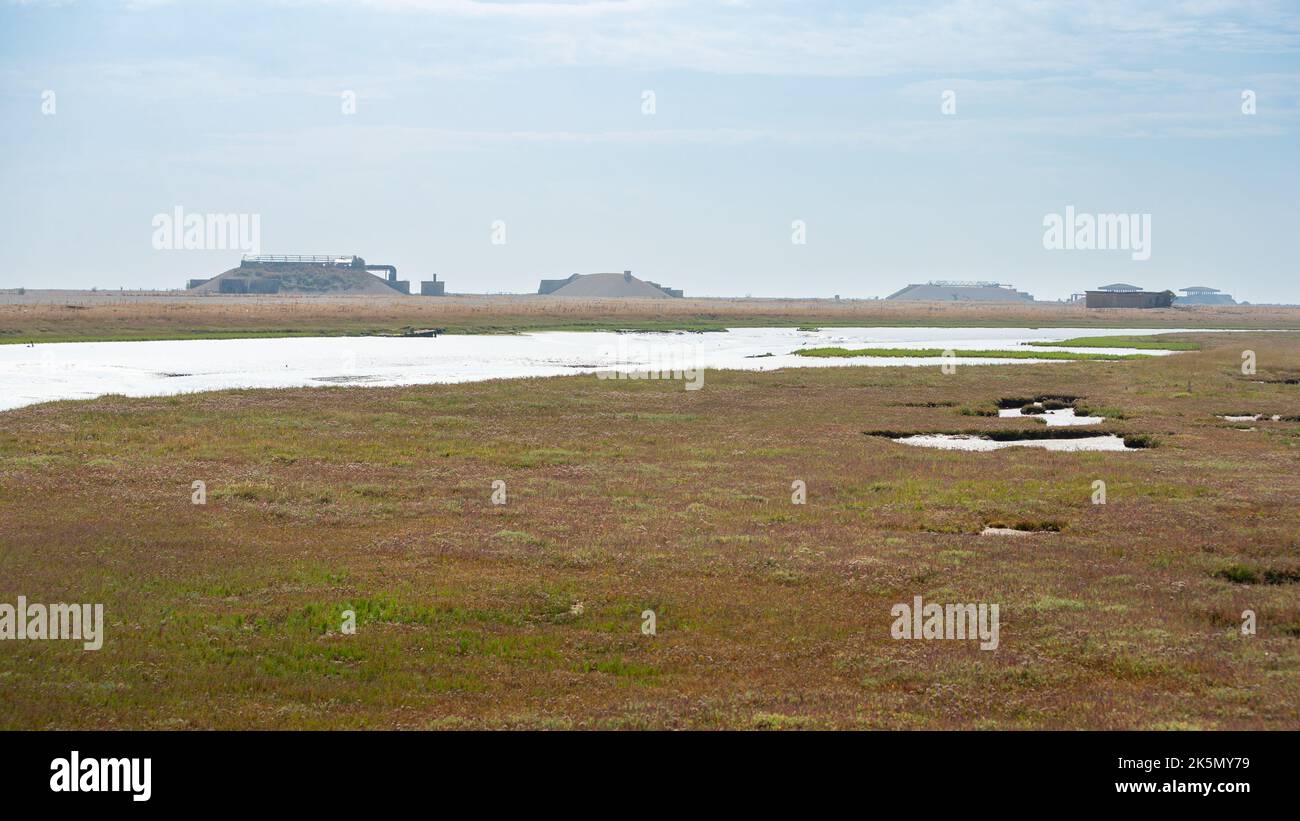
[0,327,1198,412]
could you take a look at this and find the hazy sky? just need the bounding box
[2,0,1298,301]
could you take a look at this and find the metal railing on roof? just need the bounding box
[925,280,1009,288]
[241,254,357,264]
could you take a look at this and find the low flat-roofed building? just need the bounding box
[538,271,682,298]
[1085,284,1174,308]
[1175,286,1236,305]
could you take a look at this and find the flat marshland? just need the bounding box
[0,328,1297,729]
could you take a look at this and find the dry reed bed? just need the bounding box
[2,295,1299,343]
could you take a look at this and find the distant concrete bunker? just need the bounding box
[538,271,683,298]
[886,281,1034,302]
[186,255,444,296]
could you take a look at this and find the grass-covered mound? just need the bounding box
[193,264,401,295]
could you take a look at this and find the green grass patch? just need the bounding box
[796,347,1149,361]
[1030,595,1087,612]
[1026,336,1200,350]
[751,712,819,730]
